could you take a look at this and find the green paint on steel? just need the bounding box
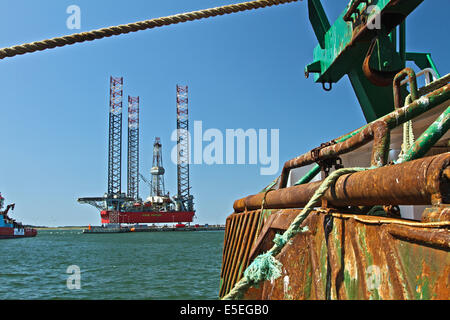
[348,67,396,121]
[295,164,321,185]
[320,237,328,296]
[396,242,422,299]
[333,225,342,264]
[344,270,359,300]
[284,284,294,300]
[395,240,447,300]
[357,228,383,300]
[415,276,432,300]
[406,52,441,78]
[308,0,330,49]
[304,260,312,299]
[357,228,374,267]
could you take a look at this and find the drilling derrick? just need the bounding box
[150,137,166,197]
[127,96,140,200]
[108,77,123,200]
[175,85,194,212]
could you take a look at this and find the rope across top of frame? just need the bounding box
[0,0,299,60]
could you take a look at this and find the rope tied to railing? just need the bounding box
[222,166,371,300]
[0,0,299,60]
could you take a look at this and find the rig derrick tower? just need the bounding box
[107,77,124,215]
[175,85,194,212]
[150,137,166,197]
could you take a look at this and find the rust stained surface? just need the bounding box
[219,209,450,300]
[235,153,450,212]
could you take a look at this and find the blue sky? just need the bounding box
[0,0,448,226]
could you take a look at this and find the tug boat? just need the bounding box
[0,193,37,239]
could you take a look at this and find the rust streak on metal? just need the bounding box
[387,224,450,248]
[223,213,245,295]
[241,210,261,271]
[220,210,267,297]
[393,68,419,110]
[248,213,278,262]
[371,120,390,167]
[221,213,242,294]
[232,210,450,300]
[220,216,236,278]
[331,212,450,227]
[228,213,251,291]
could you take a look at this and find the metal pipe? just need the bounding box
[370,120,390,167]
[234,153,450,212]
[294,164,320,185]
[393,67,418,109]
[280,82,450,188]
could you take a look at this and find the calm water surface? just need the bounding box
[0,229,224,299]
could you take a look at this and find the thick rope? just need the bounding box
[222,167,369,300]
[0,0,299,60]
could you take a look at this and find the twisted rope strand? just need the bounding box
[0,0,299,60]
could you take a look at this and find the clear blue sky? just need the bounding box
[0,0,448,226]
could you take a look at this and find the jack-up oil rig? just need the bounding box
[0,0,448,300]
[78,79,195,225]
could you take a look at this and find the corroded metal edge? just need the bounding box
[219,208,450,299]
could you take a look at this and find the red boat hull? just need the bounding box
[0,227,37,239]
[100,210,195,224]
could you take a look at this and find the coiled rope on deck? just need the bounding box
[0,0,299,60]
[222,167,370,300]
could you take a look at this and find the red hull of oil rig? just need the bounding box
[100,210,195,224]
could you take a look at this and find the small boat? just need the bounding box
[0,193,37,239]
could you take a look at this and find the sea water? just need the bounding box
[0,229,224,299]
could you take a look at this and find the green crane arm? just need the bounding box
[305,0,439,122]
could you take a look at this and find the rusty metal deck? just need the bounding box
[220,208,449,299]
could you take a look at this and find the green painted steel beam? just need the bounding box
[305,0,425,122]
[310,0,424,84]
[308,0,330,49]
[406,52,441,78]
